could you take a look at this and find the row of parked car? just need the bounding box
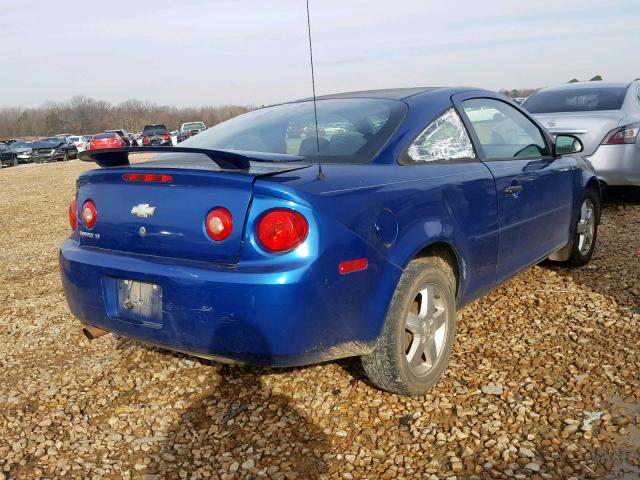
[0,121,207,168]
[0,136,81,166]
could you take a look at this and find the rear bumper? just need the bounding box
[587,143,640,186]
[60,239,400,367]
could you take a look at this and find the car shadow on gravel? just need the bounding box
[601,186,640,205]
[145,323,332,479]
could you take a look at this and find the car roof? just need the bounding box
[308,87,443,101]
[292,87,491,105]
[536,81,631,92]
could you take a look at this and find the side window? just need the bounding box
[462,98,551,160]
[406,108,475,162]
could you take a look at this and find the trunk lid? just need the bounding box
[76,158,309,264]
[532,111,625,155]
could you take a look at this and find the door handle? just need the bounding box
[504,185,523,196]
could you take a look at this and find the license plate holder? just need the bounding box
[112,279,163,327]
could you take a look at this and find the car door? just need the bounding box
[453,93,575,282]
[396,106,499,304]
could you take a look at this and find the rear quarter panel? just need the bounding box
[255,158,498,341]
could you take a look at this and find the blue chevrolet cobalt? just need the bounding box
[61,87,600,394]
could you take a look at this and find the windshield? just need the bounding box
[524,87,627,113]
[40,137,62,143]
[182,122,205,131]
[181,98,406,164]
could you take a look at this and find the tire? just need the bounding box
[62,152,69,162]
[564,188,600,267]
[12,155,18,167]
[361,256,457,395]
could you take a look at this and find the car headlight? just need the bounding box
[50,148,56,155]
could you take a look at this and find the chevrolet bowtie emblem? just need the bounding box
[131,203,156,218]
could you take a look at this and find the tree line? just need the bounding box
[0,96,254,139]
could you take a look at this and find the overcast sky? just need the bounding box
[0,0,638,108]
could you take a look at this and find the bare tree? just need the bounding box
[0,96,253,138]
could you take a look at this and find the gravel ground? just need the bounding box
[0,160,638,480]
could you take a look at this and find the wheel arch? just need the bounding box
[584,175,602,223]
[409,241,463,299]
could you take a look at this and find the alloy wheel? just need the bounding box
[576,199,595,256]
[403,284,448,376]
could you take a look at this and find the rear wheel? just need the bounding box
[564,189,600,267]
[361,256,457,395]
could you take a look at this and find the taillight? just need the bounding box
[256,209,308,253]
[81,200,97,229]
[205,208,233,241]
[161,134,169,140]
[602,122,640,145]
[143,137,150,144]
[123,173,173,182]
[69,198,77,230]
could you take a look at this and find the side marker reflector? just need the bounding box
[338,258,368,275]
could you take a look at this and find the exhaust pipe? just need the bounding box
[82,325,110,340]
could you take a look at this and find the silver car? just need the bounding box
[524,81,640,187]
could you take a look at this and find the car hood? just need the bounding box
[14,147,32,153]
[532,110,625,155]
[32,141,62,148]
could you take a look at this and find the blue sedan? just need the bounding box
[61,87,600,394]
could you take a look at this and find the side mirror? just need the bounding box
[555,134,583,156]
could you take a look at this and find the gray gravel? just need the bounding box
[0,162,638,479]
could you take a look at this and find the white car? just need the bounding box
[68,135,92,153]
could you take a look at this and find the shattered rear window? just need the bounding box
[404,109,475,163]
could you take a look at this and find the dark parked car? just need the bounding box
[10,140,33,164]
[31,136,78,163]
[141,124,172,146]
[177,121,207,143]
[0,142,18,167]
[64,87,599,394]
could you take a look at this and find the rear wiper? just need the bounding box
[78,146,304,170]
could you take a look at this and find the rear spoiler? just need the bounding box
[78,146,304,169]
